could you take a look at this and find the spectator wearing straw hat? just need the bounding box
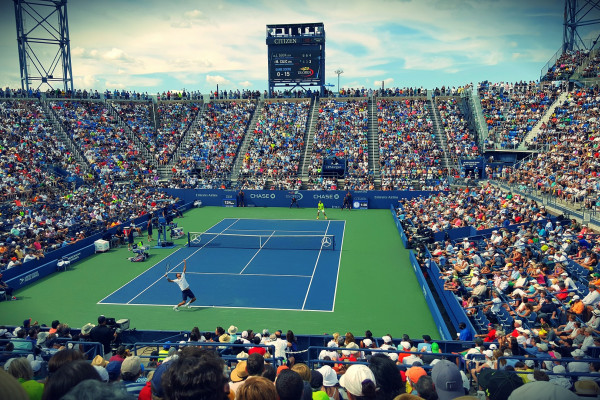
[229,360,249,396]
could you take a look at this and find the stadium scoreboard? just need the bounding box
[266,23,325,94]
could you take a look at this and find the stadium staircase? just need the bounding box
[106,102,160,175]
[230,99,263,187]
[41,100,94,177]
[522,91,568,149]
[367,98,381,189]
[158,102,208,179]
[299,97,319,189]
[462,86,489,150]
[425,98,452,171]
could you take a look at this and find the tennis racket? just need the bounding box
[165,262,170,277]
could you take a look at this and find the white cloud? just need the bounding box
[374,78,395,86]
[238,81,252,87]
[184,9,205,19]
[103,48,135,63]
[206,75,231,85]
[404,55,455,71]
[74,74,98,88]
[105,81,126,89]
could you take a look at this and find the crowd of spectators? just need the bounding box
[479,81,561,149]
[51,101,156,182]
[307,100,369,190]
[377,99,442,190]
[541,50,590,82]
[2,315,599,399]
[398,185,554,233]
[155,90,203,101]
[0,182,179,270]
[376,87,427,97]
[582,50,600,78]
[437,98,480,162]
[167,101,256,189]
[0,100,88,196]
[111,101,154,151]
[426,213,600,395]
[210,90,262,100]
[497,87,600,209]
[154,102,201,164]
[240,100,309,190]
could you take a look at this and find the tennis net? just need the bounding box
[187,231,336,251]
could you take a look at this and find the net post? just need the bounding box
[332,235,336,251]
[187,232,190,247]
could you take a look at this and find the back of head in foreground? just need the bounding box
[0,369,29,400]
[60,379,132,400]
[162,355,228,400]
[236,376,278,400]
[276,369,305,400]
[42,359,102,400]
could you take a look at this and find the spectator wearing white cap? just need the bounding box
[568,349,590,373]
[561,272,577,291]
[317,365,339,400]
[378,336,398,362]
[339,364,377,400]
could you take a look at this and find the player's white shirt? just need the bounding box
[174,273,189,291]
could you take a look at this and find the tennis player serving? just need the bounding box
[165,259,196,311]
[316,200,327,220]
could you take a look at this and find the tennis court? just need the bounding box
[99,218,345,312]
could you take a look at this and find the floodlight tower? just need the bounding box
[563,0,600,52]
[14,0,74,92]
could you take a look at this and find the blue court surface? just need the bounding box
[99,218,345,312]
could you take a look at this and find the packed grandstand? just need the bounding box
[3,47,600,400]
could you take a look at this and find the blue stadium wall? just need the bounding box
[163,189,442,209]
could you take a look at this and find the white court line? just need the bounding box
[226,217,347,222]
[98,302,334,313]
[97,218,236,305]
[224,229,328,234]
[184,271,311,278]
[331,220,346,312]
[239,231,275,274]
[125,218,240,305]
[301,220,331,310]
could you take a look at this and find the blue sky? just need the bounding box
[0,0,587,94]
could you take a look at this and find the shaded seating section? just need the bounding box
[307,99,369,190]
[478,82,561,149]
[437,98,480,162]
[582,51,600,78]
[239,100,308,190]
[111,101,155,150]
[51,101,155,181]
[171,100,256,189]
[155,102,201,164]
[541,50,590,82]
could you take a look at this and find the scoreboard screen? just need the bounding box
[269,47,322,83]
[266,23,325,88]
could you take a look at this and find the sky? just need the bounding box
[0,0,593,94]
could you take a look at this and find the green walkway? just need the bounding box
[2,207,439,338]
